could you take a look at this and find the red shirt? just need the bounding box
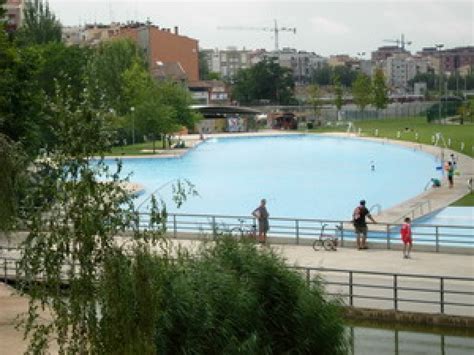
[401,223,412,239]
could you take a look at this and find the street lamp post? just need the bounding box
[435,44,444,121]
[130,106,135,145]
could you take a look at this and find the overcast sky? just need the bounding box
[49,0,473,57]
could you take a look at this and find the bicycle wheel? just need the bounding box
[323,238,334,251]
[312,239,321,251]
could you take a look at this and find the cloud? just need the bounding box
[310,16,350,35]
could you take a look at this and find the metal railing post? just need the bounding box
[393,275,398,311]
[306,268,310,286]
[173,215,177,238]
[440,277,445,314]
[386,224,391,249]
[295,220,300,245]
[435,227,440,253]
[349,271,354,306]
[340,222,344,247]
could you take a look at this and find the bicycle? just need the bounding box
[312,224,341,251]
[230,218,257,241]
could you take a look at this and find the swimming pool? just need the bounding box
[107,134,441,221]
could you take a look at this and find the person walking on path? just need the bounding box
[447,161,454,188]
[352,200,376,250]
[252,199,269,244]
[401,217,413,259]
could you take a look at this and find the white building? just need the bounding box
[276,48,327,84]
[203,47,261,79]
[201,47,327,84]
[383,54,430,93]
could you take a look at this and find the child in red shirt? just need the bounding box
[401,217,412,259]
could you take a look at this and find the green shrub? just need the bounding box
[98,238,347,354]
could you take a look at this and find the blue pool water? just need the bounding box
[107,135,441,220]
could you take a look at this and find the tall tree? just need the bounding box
[233,58,295,105]
[372,68,389,113]
[352,73,372,111]
[89,38,145,115]
[15,0,62,45]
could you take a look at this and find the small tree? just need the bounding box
[352,73,372,111]
[333,75,344,120]
[372,68,389,116]
[307,84,323,124]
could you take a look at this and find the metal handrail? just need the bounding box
[291,266,474,315]
[3,212,473,253]
[3,257,472,316]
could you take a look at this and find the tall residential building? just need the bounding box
[439,46,474,74]
[3,0,24,32]
[115,24,199,82]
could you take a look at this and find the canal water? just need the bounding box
[348,321,474,354]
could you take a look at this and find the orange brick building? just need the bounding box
[116,25,199,82]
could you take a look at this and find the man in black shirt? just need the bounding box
[352,200,376,250]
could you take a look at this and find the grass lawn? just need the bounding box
[451,193,474,207]
[107,141,168,156]
[309,117,474,158]
[308,117,474,206]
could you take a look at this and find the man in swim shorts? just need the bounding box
[352,200,376,250]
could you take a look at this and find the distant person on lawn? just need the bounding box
[401,217,413,259]
[352,200,376,250]
[252,199,269,244]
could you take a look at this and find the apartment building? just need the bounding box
[3,0,24,32]
[203,47,260,79]
[115,24,199,82]
[383,54,430,93]
[276,48,327,84]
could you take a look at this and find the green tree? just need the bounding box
[233,58,295,105]
[311,64,332,86]
[0,0,6,20]
[34,42,91,101]
[307,84,323,123]
[333,75,344,119]
[123,62,199,150]
[198,50,210,80]
[0,32,47,156]
[89,38,145,115]
[352,73,372,111]
[333,65,358,87]
[372,68,389,114]
[0,135,26,230]
[15,0,62,45]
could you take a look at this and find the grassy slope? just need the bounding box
[309,117,474,206]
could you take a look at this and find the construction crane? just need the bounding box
[383,33,412,50]
[217,20,296,52]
